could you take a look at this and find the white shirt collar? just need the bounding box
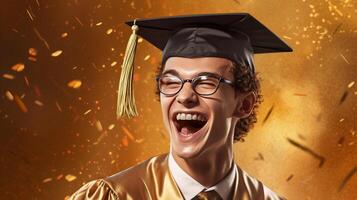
[168,153,237,200]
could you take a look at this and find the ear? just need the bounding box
[234,92,256,119]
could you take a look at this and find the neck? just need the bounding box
[172,144,234,187]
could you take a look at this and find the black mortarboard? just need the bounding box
[117,13,292,118]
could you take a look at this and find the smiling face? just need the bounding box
[160,57,250,160]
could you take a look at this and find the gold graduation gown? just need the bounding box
[70,154,285,200]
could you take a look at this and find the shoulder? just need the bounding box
[70,154,169,200]
[105,154,168,191]
[69,179,118,200]
[237,165,286,200]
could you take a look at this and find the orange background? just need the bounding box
[0,0,356,199]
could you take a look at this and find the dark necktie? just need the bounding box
[192,190,223,200]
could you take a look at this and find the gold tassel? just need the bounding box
[117,20,139,119]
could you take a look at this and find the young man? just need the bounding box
[70,13,292,200]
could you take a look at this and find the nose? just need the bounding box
[176,81,198,107]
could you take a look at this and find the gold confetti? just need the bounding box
[96,22,102,26]
[110,61,117,67]
[135,138,145,143]
[24,76,30,86]
[67,80,82,89]
[61,32,68,38]
[122,126,135,140]
[84,109,92,115]
[42,178,52,183]
[340,54,349,64]
[65,174,77,182]
[29,48,38,56]
[340,118,345,122]
[283,35,292,40]
[108,124,115,130]
[5,91,14,101]
[348,81,355,88]
[51,50,63,57]
[138,38,143,43]
[122,135,129,147]
[14,95,28,113]
[28,56,37,62]
[34,100,44,106]
[144,55,151,61]
[95,120,103,132]
[3,74,15,80]
[11,63,25,72]
[57,174,63,180]
[55,102,62,112]
[106,28,113,34]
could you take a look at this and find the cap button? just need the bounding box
[132,24,139,31]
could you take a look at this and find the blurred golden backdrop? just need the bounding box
[0,0,356,199]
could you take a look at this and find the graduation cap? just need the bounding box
[117,13,292,119]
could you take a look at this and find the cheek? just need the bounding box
[160,95,173,124]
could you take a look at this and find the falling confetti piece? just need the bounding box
[286,174,294,182]
[339,118,344,122]
[28,48,37,56]
[138,38,143,43]
[287,138,325,167]
[26,9,34,21]
[3,74,15,80]
[339,167,357,191]
[51,50,63,57]
[84,109,92,115]
[61,32,68,38]
[57,174,63,180]
[33,27,50,49]
[34,100,44,106]
[55,101,62,112]
[5,91,14,101]
[339,91,348,105]
[96,22,102,26]
[95,120,103,132]
[254,153,264,161]
[122,126,135,140]
[122,135,129,147]
[65,174,77,182]
[347,81,355,88]
[106,28,113,34]
[67,80,82,89]
[263,105,274,124]
[108,124,115,130]
[24,76,30,86]
[14,95,28,113]
[144,55,151,61]
[11,63,25,72]
[28,56,37,62]
[111,61,117,67]
[135,138,145,143]
[42,178,52,183]
[340,54,349,64]
[283,35,292,40]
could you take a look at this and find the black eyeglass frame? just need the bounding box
[156,74,234,96]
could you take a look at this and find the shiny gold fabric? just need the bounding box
[192,190,223,200]
[70,154,285,200]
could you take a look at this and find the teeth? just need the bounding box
[175,113,206,121]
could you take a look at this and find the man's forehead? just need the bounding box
[163,57,235,78]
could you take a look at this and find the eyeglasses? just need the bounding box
[156,74,234,96]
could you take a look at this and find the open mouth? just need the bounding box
[173,113,208,136]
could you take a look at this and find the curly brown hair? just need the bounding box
[155,61,262,142]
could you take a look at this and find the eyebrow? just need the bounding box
[161,69,221,77]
